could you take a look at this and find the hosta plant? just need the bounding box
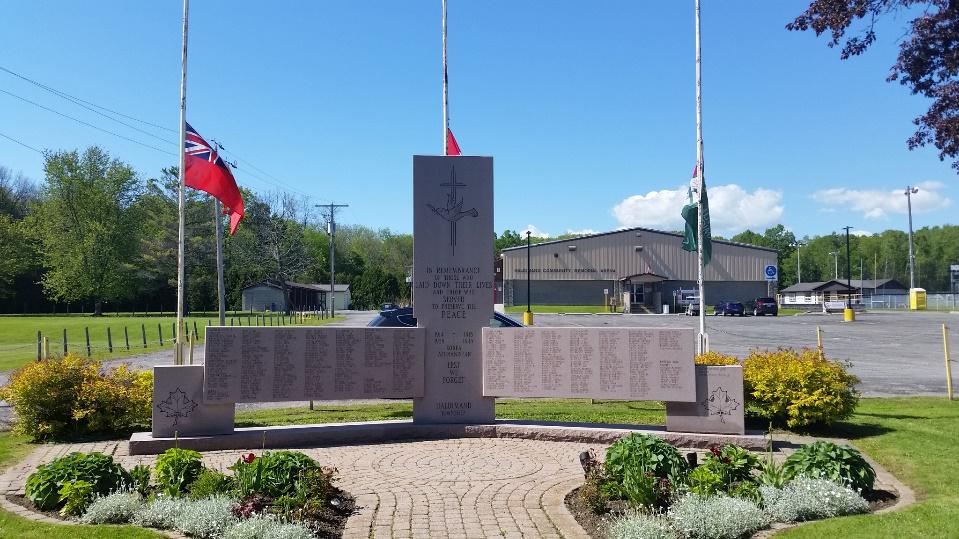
[155,448,204,497]
[782,441,876,492]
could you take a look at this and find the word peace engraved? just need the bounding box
[157,388,198,426]
[699,387,740,424]
[427,166,478,254]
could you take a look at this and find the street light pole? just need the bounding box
[795,241,802,284]
[905,186,919,289]
[843,226,853,308]
[524,231,533,326]
[829,251,838,280]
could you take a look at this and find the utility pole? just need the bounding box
[829,251,838,280]
[795,241,802,284]
[905,186,919,289]
[317,203,349,318]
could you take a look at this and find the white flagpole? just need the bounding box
[442,0,449,155]
[176,0,190,365]
[695,0,708,354]
[215,200,226,326]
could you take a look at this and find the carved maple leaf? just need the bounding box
[156,388,198,426]
[700,387,741,424]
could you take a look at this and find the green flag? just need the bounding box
[681,167,711,265]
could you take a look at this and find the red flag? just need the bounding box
[184,123,245,234]
[446,127,462,156]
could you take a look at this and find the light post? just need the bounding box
[794,241,803,284]
[905,186,919,290]
[524,231,533,326]
[829,251,838,280]
[842,226,855,322]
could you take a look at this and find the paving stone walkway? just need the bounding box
[0,437,597,538]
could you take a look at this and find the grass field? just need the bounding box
[0,313,341,372]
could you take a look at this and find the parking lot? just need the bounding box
[530,310,958,397]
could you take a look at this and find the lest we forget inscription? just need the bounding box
[203,326,425,403]
[413,155,495,423]
[482,327,696,401]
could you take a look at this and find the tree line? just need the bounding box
[0,147,417,314]
[728,225,959,292]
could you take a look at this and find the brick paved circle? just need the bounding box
[371,441,544,482]
[0,437,595,538]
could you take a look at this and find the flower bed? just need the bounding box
[16,448,355,538]
[566,434,896,539]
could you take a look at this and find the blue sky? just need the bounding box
[0,1,954,238]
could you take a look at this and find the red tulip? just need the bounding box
[242,453,256,464]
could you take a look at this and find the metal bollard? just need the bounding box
[816,326,824,360]
[124,326,130,350]
[142,323,147,348]
[158,323,164,346]
[107,327,113,353]
[944,324,953,401]
[63,328,68,355]
[85,327,91,357]
[36,330,41,361]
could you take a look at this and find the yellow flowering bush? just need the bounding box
[742,348,859,429]
[695,351,741,366]
[0,354,153,440]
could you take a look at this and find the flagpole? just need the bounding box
[175,0,190,365]
[695,0,708,354]
[215,199,226,326]
[442,0,449,155]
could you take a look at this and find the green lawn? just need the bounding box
[0,314,342,372]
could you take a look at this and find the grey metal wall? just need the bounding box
[501,227,777,282]
[506,279,770,307]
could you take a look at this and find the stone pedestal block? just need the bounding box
[152,365,235,438]
[666,365,745,435]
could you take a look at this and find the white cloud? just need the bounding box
[850,229,872,237]
[611,183,784,235]
[812,181,952,220]
[521,224,550,238]
[566,228,598,236]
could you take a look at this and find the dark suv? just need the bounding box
[714,300,745,316]
[367,307,524,328]
[751,297,779,316]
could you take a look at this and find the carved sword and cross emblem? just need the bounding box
[426,166,478,254]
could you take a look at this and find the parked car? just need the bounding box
[714,300,745,316]
[750,297,779,316]
[367,307,524,328]
[380,302,398,311]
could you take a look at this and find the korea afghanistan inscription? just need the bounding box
[413,156,495,423]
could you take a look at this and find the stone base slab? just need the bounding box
[129,419,766,455]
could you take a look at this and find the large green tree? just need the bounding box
[30,147,142,315]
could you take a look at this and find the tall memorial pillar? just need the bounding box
[413,156,495,423]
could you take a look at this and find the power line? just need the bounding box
[0,131,44,154]
[0,87,177,156]
[0,65,177,133]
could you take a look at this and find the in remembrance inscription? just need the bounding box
[481,327,696,401]
[203,327,424,403]
[413,155,495,423]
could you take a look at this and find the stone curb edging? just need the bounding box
[542,477,591,539]
[0,494,186,538]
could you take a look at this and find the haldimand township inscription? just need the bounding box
[203,327,424,403]
[482,327,695,401]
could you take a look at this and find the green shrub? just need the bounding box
[742,348,859,428]
[668,494,770,539]
[578,469,611,513]
[189,468,234,500]
[608,510,678,539]
[695,352,740,366]
[131,496,187,529]
[782,441,876,492]
[25,452,132,511]
[129,464,151,496]
[0,354,152,441]
[58,479,94,516]
[172,494,238,539]
[229,451,318,498]
[79,491,144,524]
[687,466,723,498]
[701,444,760,487]
[761,478,869,522]
[605,434,688,486]
[155,448,204,497]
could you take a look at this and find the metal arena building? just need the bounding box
[500,227,777,313]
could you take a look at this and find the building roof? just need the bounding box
[847,279,907,290]
[780,280,856,293]
[243,280,350,293]
[500,226,778,254]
